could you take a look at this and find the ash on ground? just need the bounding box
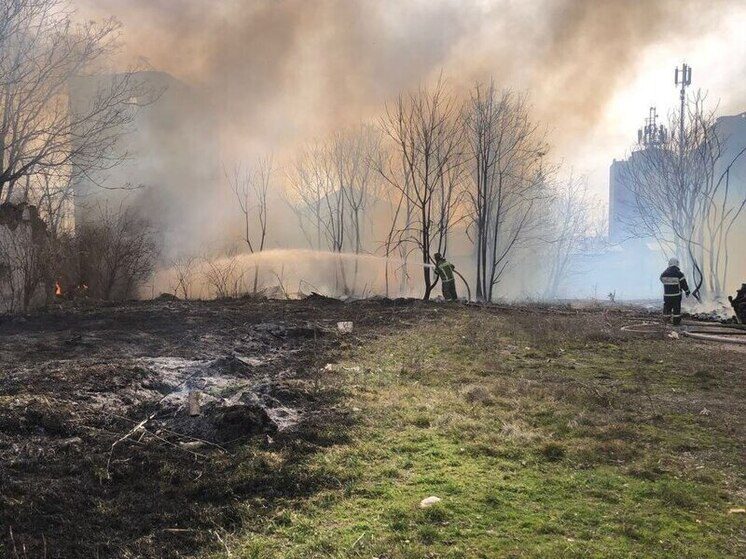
[0,297,431,558]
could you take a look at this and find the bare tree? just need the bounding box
[377,135,415,298]
[227,156,271,293]
[335,124,382,256]
[169,254,197,299]
[286,140,350,293]
[379,77,465,300]
[621,92,746,298]
[462,82,549,301]
[335,124,382,291]
[287,141,341,252]
[77,204,158,300]
[542,176,601,298]
[378,177,409,297]
[28,169,74,235]
[287,126,382,295]
[0,0,149,206]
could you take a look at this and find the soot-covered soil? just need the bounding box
[0,296,441,558]
[4,297,736,558]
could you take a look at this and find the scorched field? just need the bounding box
[0,297,743,558]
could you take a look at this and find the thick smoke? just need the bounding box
[73,0,746,299]
[531,0,712,134]
[79,0,479,156]
[77,0,736,155]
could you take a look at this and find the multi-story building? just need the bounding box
[605,109,746,298]
[608,107,668,243]
[69,71,221,254]
[609,150,649,243]
[713,111,746,288]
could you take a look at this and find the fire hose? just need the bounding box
[453,269,472,301]
[621,321,746,345]
[679,322,746,344]
[680,330,746,344]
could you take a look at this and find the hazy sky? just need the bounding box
[77,0,746,200]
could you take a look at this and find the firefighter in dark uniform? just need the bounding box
[660,257,690,326]
[433,253,458,301]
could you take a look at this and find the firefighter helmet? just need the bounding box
[668,257,679,267]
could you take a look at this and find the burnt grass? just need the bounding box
[1,298,744,558]
[0,296,440,558]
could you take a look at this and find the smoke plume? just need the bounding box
[72,0,746,299]
[77,0,739,156]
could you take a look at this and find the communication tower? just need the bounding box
[637,106,667,148]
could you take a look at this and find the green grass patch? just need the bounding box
[208,309,745,558]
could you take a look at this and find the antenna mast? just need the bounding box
[674,63,692,158]
[637,106,667,148]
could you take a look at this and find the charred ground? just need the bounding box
[0,296,439,557]
[0,298,744,558]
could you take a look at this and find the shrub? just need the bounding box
[77,205,158,300]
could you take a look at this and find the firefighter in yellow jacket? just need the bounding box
[434,253,458,301]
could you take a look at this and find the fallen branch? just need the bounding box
[106,410,232,455]
[105,365,207,477]
[106,409,161,477]
[212,529,232,557]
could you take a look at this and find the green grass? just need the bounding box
[206,308,745,558]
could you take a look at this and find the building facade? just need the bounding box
[69,71,221,255]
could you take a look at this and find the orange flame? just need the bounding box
[55,281,62,296]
